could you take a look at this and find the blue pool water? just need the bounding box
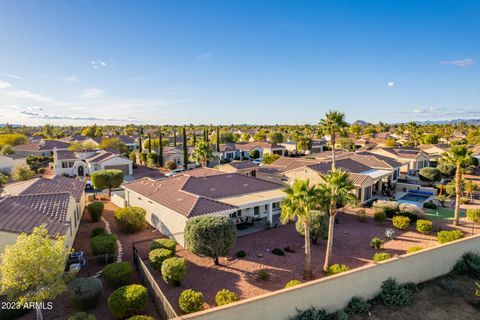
[398,193,431,204]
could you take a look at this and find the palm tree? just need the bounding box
[317,169,358,273]
[280,179,321,280]
[189,141,213,167]
[441,145,474,225]
[319,110,347,169]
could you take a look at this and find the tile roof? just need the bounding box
[13,140,71,152]
[222,161,258,170]
[183,167,224,177]
[85,150,118,163]
[55,150,77,160]
[18,176,86,201]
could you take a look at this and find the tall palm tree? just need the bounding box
[441,145,474,225]
[317,169,358,273]
[280,179,321,280]
[189,141,213,167]
[319,110,347,169]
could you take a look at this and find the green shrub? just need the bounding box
[37,167,46,174]
[149,248,174,270]
[356,209,368,222]
[334,310,349,320]
[437,230,464,244]
[179,289,204,314]
[452,252,480,278]
[379,278,416,306]
[418,167,441,182]
[467,209,480,223]
[459,197,470,204]
[90,233,118,264]
[372,200,399,217]
[91,227,106,238]
[272,248,284,256]
[236,250,247,258]
[68,312,96,320]
[423,201,437,210]
[68,277,103,310]
[161,257,187,286]
[392,216,410,229]
[398,203,425,222]
[416,219,432,234]
[87,202,104,222]
[102,262,134,287]
[327,264,350,275]
[373,252,391,263]
[345,296,370,314]
[256,269,270,281]
[108,284,148,319]
[150,238,176,252]
[285,280,302,288]
[295,210,328,243]
[374,210,386,224]
[294,307,328,320]
[370,237,384,249]
[215,289,239,306]
[114,207,146,233]
[127,316,155,320]
[407,246,423,253]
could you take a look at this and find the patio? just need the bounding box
[237,214,282,236]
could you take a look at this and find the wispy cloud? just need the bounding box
[7,89,64,104]
[18,110,140,122]
[0,80,12,89]
[440,58,475,67]
[90,59,107,69]
[387,81,395,87]
[64,76,79,82]
[410,106,480,118]
[78,87,103,99]
[0,73,23,80]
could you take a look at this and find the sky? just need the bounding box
[0,0,479,126]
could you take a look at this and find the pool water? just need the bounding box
[398,193,431,204]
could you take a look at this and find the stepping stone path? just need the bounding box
[94,216,123,277]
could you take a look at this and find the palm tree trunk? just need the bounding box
[323,206,336,273]
[331,133,336,169]
[454,163,461,226]
[303,220,312,280]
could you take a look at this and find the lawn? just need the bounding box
[425,207,466,220]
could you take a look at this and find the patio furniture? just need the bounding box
[245,216,254,225]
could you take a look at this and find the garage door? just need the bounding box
[104,165,129,174]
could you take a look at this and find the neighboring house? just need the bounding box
[13,139,71,157]
[370,147,430,176]
[418,144,450,163]
[218,161,259,177]
[117,135,139,151]
[280,140,326,155]
[0,153,27,174]
[162,146,185,166]
[53,149,133,177]
[122,171,285,246]
[219,141,286,161]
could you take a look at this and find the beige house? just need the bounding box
[371,147,430,176]
[218,161,259,177]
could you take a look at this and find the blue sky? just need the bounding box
[0,0,479,125]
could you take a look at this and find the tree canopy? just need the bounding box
[91,169,124,196]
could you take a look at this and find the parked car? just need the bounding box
[165,168,186,177]
[85,180,93,190]
[252,159,263,165]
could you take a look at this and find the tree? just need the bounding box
[317,169,358,273]
[91,169,124,196]
[252,132,267,141]
[249,149,260,159]
[182,127,188,170]
[189,141,213,167]
[441,146,474,225]
[467,129,480,145]
[0,225,73,319]
[81,125,97,138]
[241,133,251,141]
[147,133,152,153]
[99,138,127,153]
[262,154,280,164]
[68,141,97,151]
[295,210,328,244]
[418,167,441,183]
[158,129,164,167]
[268,132,284,144]
[437,163,456,176]
[11,164,35,181]
[385,138,396,147]
[215,127,220,152]
[348,124,362,137]
[281,179,321,279]
[0,134,28,146]
[184,216,237,265]
[319,110,347,169]
[0,172,9,186]
[464,181,478,201]
[173,127,177,147]
[297,136,312,152]
[422,134,439,145]
[338,138,354,151]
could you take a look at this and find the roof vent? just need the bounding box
[210,188,216,192]
[243,183,248,187]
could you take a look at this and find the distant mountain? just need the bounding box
[0,123,22,128]
[352,120,369,126]
[416,119,480,125]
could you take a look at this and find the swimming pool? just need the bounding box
[397,193,431,205]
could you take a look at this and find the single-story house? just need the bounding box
[370,147,430,176]
[13,139,71,157]
[218,161,259,177]
[219,141,286,161]
[0,153,27,174]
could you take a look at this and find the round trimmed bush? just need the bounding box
[370,237,384,249]
[285,280,302,288]
[437,230,464,244]
[345,296,370,314]
[165,160,177,170]
[392,216,410,230]
[373,252,391,263]
[149,248,174,270]
[68,277,103,310]
[272,248,284,256]
[416,219,432,234]
[91,233,118,264]
[467,209,480,223]
[150,238,176,252]
[418,167,441,182]
[215,289,239,306]
[127,316,155,320]
[91,227,106,238]
[236,250,247,258]
[326,264,350,275]
[161,257,187,286]
[256,269,270,281]
[407,246,423,253]
[374,210,386,224]
[108,284,148,319]
[398,203,425,222]
[179,289,204,314]
[372,200,399,217]
[423,201,437,210]
[69,312,96,320]
[102,262,134,287]
[114,207,146,234]
[87,202,104,222]
[295,210,328,243]
[379,278,415,306]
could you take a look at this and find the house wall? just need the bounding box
[100,157,133,175]
[65,196,80,249]
[0,231,20,257]
[0,156,14,174]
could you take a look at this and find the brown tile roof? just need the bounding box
[13,139,71,152]
[355,152,403,168]
[55,150,77,160]
[234,141,286,151]
[18,176,86,201]
[222,161,258,170]
[183,167,224,177]
[376,147,424,159]
[306,164,371,187]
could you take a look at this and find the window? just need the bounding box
[62,162,68,168]
[393,169,398,180]
[138,197,142,200]
[69,162,74,168]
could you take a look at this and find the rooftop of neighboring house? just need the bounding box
[0,152,27,160]
[221,141,286,152]
[219,160,258,171]
[182,167,225,177]
[54,149,129,163]
[13,139,71,152]
[417,144,451,153]
[59,135,89,142]
[374,147,425,159]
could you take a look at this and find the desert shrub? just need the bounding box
[334,310,349,320]
[356,209,367,222]
[114,207,146,233]
[215,289,239,306]
[179,289,204,314]
[127,316,155,320]
[108,284,148,319]
[423,201,437,210]
[373,200,399,217]
[87,202,104,222]
[416,219,433,234]
[68,277,103,310]
[161,257,187,286]
[379,278,416,306]
[91,227,106,238]
[236,250,247,258]
[374,210,386,224]
[285,280,302,288]
[68,312,96,320]
[437,164,456,176]
[452,252,480,278]
[398,203,425,222]
[418,167,441,182]
[437,230,464,244]
[373,252,391,263]
[149,248,174,270]
[90,233,118,264]
[295,210,328,243]
[102,262,134,287]
[345,296,370,314]
[165,160,177,170]
[370,237,384,249]
[467,209,480,223]
[272,248,284,256]
[37,167,46,174]
[392,216,410,230]
[293,307,328,320]
[327,264,350,275]
[150,238,176,252]
[407,246,423,253]
[256,269,270,281]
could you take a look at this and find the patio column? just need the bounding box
[267,203,273,224]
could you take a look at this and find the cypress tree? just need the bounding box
[158,128,164,167]
[147,133,152,153]
[183,127,188,170]
[193,128,196,146]
[138,126,143,153]
[173,127,177,147]
[204,127,209,143]
[216,127,220,152]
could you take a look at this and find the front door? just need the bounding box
[78,166,84,176]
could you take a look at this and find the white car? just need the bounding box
[165,168,185,177]
[251,159,263,165]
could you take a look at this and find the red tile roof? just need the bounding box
[18,176,86,201]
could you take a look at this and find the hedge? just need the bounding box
[108,285,148,319]
[373,252,391,263]
[149,248,174,271]
[179,289,204,314]
[150,238,176,252]
[161,257,187,286]
[102,262,134,287]
[407,246,423,253]
[68,277,103,310]
[91,227,106,238]
[87,202,104,222]
[285,280,302,288]
[416,219,432,234]
[392,216,410,230]
[91,233,118,264]
[68,312,96,320]
[437,230,464,244]
[114,207,146,234]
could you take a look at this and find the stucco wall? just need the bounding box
[178,234,480,320]
[0,231,20,256]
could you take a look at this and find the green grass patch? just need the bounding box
[425,208,465,220]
